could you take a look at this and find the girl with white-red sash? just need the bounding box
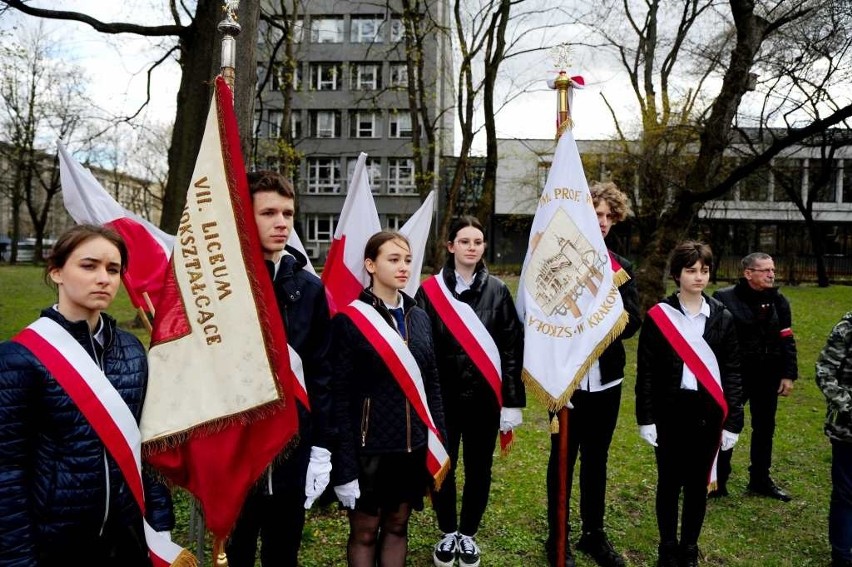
[0,225,177,566]
[635,241,744,567]
[415,215,525,567]
[329,230,448,567]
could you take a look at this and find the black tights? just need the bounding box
[347,503,412,567]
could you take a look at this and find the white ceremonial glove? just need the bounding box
[500,407,523,433]
[566,400,575,410]
[334,479,361,510]
[304,446,332,509]
[639,424,658,447]
[721,430,739,452]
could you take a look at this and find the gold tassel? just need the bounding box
[171,549,199,567]
[433,459,451,492]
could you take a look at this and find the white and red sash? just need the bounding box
[341,300,450,488]
[647,303,728,485]
[13,318,195,567]
[420,273,514,451]
[287,344,309,409]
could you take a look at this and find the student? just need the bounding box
[416,215,525,567]
[330,230,448,567]
[0,224,175,566]
[815,311,852,567]
[635,241,743,567]
[545,181,642,567]
[226,171,334,567]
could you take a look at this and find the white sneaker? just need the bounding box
[458,534,481,567]
[433,532,459,567]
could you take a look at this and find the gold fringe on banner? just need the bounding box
[172,549,199,567]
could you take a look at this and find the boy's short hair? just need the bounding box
[669,240,713,283]
[247,170,295,200]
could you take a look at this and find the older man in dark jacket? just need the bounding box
[713,252,798,502]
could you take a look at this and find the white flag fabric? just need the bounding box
[287,229,316,276]
[516,128,627,409]
[399,190,436,297]
[321,152,382,312]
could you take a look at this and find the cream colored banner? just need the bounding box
[141,97,278,442]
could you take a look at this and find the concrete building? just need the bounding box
[253,0,454,262]
[494,136,852,281]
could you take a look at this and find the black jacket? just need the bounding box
[594,252,642,386]
[262,246,333,493]
[713,280,798,381]
[635,293,744,434]
[330,289,446,485]
[0,308,174,566]
[415,258,525,409]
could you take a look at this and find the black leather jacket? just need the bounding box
[713,280,798,381]
[635,293,744,434]
[415,258,525,409]
[0,308,174,565]
[330,289,446,485]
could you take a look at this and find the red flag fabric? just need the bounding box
[59,143,173,317]
[140,77,299,539]
[321,152,381,313]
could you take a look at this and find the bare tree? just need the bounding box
[1,0,260,234]
[573,0,852,308]
[0,24,90,263]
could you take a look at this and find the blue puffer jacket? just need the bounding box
[0,308,175,566]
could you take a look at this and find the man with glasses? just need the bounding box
[712,252,798,501]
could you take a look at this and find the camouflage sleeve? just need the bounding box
[815,312,852,413]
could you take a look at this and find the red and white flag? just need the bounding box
[398,190,436,297]
[515,125,627,409]
[321,152,381,313]
[140,77,299,539]
[59,143,173,317]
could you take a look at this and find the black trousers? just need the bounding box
[546,384,622,541]
[226,442,310,567]
[716,375,780,486]
[432,393,500,536]
[654,391,720,547]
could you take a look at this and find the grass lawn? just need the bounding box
[1,264,849,566]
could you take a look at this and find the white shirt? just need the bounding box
[578,361,622,392]
[454,270,474,294]
[678,296,710,391]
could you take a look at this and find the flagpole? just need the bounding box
[552,54,573,567]
[205,4,242,566]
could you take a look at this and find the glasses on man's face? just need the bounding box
[748,268,775,274]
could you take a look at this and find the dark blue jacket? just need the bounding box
[0,308,174,566]
[260,246,333,494]
[330,289,446,485]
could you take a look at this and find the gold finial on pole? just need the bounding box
[549,43,574,140]
[218,0,242,90]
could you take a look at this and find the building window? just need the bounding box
[347,157,383,193]
[253,110,262,138]
[389,64,409,88]
[310,17,344,43]
[738,164,770,202]
[389,18,405,42]
[389,112,413,138]
[307,158,342,193]
[350,16,385,43]
[291,112,302,139]
[350,63,382,91]
[843,161,852,203]
[811,159,840,203]
[291,18,305,43]
[306,214,338,242]
[310,63,342,91]
[386,215,409,231]
[388,158,415,194]
[350,111,380,138]
[310,110,341,138]
[268,110,284,138]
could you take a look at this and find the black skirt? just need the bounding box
[355,447,430,516]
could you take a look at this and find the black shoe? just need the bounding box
[747,478,792,502]
[545,538,576,567]
[679,544,699,567]
[657,541,679,567]
[832,555,852,567]
[707,484,728,499]
[576,530,626,567]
